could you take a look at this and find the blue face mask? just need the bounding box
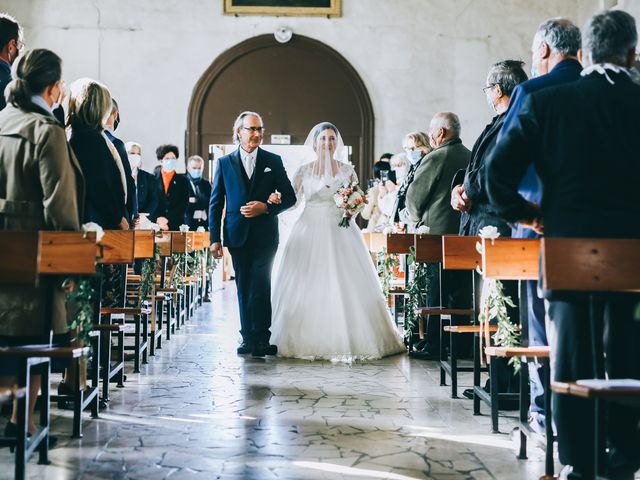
[162,158,177,172]
[188,168,202,179]
[406,150,422,165]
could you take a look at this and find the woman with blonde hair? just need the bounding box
[0,48,83,442]
[68,78,128,230]
[391,131,432,229]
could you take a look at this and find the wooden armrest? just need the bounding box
[93,324,133,333]
[484,346,550,358]
[0,346,89,359]
[553,381,640,401]
[100,307,143,315]
[156,287,178,293]
[444,325,498,333]
[416,307,474,316]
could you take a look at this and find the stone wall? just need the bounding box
[3,0,632,171]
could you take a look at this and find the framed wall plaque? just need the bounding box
[224,0,341,17]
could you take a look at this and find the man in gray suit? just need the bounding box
[406,112,471,360]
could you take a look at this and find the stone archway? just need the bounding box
[186,34,374,181]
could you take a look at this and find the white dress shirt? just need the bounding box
[239,147,256,179]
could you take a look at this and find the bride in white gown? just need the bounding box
[270,122,405,361]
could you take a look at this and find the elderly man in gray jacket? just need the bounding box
[406,112,471,360]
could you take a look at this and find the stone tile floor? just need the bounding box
[0,284,553,479]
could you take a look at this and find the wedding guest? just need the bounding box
[104,98,137,224]
[362,181,382,230]
[0,48,82,441]
[184,155,212,231]
[451,60,528,237]
[494,17,582,436]
[68,78,128,230]
[407,112,470,360]
[391,132,431,228]
[486,10,640,478]
[449,60,527,397]
[0,13,23,111]
[373,152,396,183]
[155,144,189,231]
[125,141,160,222]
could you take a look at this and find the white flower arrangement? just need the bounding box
[416,225,430,235]
[82,222,104,242]
[179,224,190,233]
[196,226,206,232]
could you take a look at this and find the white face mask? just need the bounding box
[128,154,142,169]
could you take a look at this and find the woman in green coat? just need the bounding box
[0,49,83,439]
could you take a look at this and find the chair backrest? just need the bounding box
[386,233,414,254]
[442,235,481,270]
[156,231,172,257]
[414,234,443,263]
[0,231,39,285]
[171,232,187,255]
[38,231,97,275]
[193,231,206,251]
[482,238,540,280]
[542,238,640,292]
[133,230,155,259]
[97,230,135,264]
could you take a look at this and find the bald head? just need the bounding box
[428,112,461,148]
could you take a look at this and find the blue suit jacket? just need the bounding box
[498,59,582,238]
[208,147,296,248]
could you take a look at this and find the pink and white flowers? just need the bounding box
[334,182,368,228]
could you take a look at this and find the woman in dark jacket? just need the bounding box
[68,78,127,230]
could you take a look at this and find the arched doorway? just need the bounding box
[186,34,374,181]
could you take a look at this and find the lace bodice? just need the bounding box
[293,161,358,207]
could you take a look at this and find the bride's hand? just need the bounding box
[267,191,282,205]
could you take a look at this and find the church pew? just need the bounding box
[478,236,553,477]
[543,238,640,479]
[132,230,162,354]
[170,231,189,328]
[97,231,149,378]
[154,231,178,341]
[0,231,98,474]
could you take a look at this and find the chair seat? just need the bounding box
[443,325,497,333]
[485,346,550,358]
[93,323,134,333]
[0,346,89,359]
[416,307,474,316]
[552,380,640,401]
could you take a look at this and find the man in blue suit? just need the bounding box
[495,17,582,434]
[209,111,296,357]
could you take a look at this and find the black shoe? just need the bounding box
[203,296,211,303]
[252,343,277,357]
[3,422,57,451]
[462,388,474,400]
[409,349,440,360]
[57,382,74,396]
[237,342,252,355]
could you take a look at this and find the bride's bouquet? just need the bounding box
[334,182,368,228]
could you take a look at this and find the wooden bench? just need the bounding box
[543,238,640,479]
[478,237,542,433]
[132,230,162,354]
[98,231,149,380]
[0,231,98,477]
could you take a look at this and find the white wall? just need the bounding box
[3,0,628,171]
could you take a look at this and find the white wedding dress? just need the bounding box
[271,161,405,361]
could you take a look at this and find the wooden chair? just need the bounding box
[478,237,540,434]
[154,231,178,341]
[543,238,640,479]
[170,231,189,329]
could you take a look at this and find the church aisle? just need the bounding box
[1,284,547,480]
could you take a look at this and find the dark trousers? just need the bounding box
[547,292,640,475]
[526,280,547,416]
[228,244,277,346]
[424,268,473,355]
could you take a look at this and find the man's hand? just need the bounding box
[240,201,268,218]
[267,191,282,205]
[156,216,169,231]
[211,242,223,259]
[519,218,544,235]
[451,184,472,212]
[119,217,129,230]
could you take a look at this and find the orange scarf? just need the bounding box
[161,169,175,194]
